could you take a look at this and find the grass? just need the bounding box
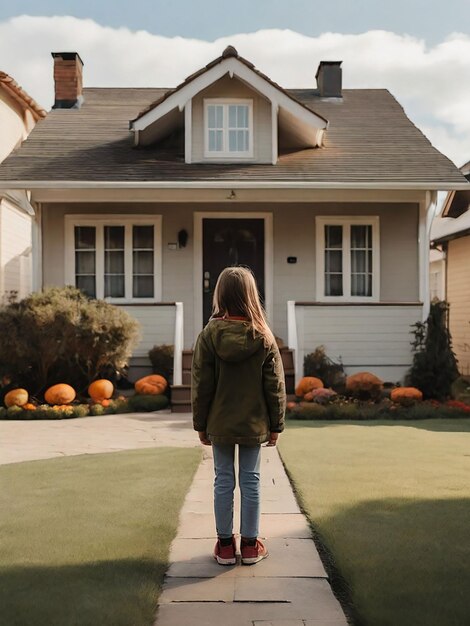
[278,420,470,626]
[0,447,201,626]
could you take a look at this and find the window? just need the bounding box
[204,99,253,158]
[67,217,161,301]
[316,217,379,301]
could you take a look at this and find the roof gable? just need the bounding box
[129,46,328,163]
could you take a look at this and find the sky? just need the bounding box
[0,1,469,167]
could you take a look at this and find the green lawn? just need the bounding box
[0,447,201,626]
[279,420,470,626]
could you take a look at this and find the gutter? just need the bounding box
[0,181,469,191]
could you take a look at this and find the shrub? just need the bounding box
[127,394,170,412]
[295,376,323,398]
[407,301,459,400]
[148,345,174,382]
[346,372,383,400]
[0,287,140,396]
[304,346,346,390]
[391,387,423,406]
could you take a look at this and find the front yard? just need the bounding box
[0,447,201,626]
[279,420,470,626]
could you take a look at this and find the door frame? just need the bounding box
[193,211,273,338]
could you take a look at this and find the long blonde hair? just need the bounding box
[212,266,275,347]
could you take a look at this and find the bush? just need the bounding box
[127,394,169,412]
[304,346,346,390]
[0,287,140,396]
[346,372,383,401]
[148,345,174,382]
[407,301,459,400]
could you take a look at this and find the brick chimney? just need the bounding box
[51,52,84,109]
[316,61,342,98]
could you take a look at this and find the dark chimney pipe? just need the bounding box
[316,61,342,98]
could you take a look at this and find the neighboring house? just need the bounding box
[431,160,470,374]
[0,71,46,299]
[0,48,467,391]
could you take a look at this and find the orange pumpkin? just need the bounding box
[45,384,76,405]
[4,388,29,408]
[295,376,324,398]
[391,387,423,406]
[88,379,114,402]
[135,374,167,395]
[23,403,36,410]
[100,399,110,407]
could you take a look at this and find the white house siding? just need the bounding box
[191,75,272,163]
[0,91,28,163]
[447,236,470,375]
[42,200,419,353]
[0,198,32,299]
[120,304,176,357]
[295,304,423,382]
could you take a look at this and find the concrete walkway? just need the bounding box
[0,410,195,465]
[156,445,348,626]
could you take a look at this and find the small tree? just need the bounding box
[0,286,140,395]
[407,300,459,400]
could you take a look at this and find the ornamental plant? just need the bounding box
[407,301,459,400]
[0,286,140,395]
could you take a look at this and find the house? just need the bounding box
[0,48,467,401]
[0,71,46,299]
[431,160,470,374]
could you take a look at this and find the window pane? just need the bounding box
[229,105,237,127]
[133,276,154,298]
[325,225,342,248]
[75,226,95,249]
[325,249,342,273]
[351,225,370,248]
[351,250,366,273]
[133,251,153,274]
[208,105,216,128]
[75,251,95,274]
[76,275,96,298]
[105,251,124,274]
[325,274,343,296]
[229,129,237,152]
[133,225,153,249]
[238,105,248,127]
[104,225,124,249]
[216,105,223,127]
[351,224,373,296]
[208,129,223,152]
[105,275,125,298]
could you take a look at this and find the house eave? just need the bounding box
[0,180,469,191]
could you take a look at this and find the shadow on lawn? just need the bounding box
[314,497,470,626]
[0,558,165,626]
[288,418,470,434]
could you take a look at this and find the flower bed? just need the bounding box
[287,397,470,421]
[0,394,169,420]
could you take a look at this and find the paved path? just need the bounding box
[0,410,195,465]
[155,446,348,626]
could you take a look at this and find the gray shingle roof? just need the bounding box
[0,86,466,186]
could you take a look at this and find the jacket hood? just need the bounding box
[208,319,264,363]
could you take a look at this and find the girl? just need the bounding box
[191,266,286,565]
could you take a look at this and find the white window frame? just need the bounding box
[203,98,254,159]
[64,215,162,303]
[315,216,380,302]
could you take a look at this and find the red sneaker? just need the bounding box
[240,538,268,565]
[213,537,236,566]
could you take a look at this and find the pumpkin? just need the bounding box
[346,372,383,400]
[4,388,29,408]
[135,374,167,395]
[88,379,114,402]
[100,399,110,407]
[23,403,36,411]
[45,384,76,405]
[391,387,423,406]
[295,376,324,398]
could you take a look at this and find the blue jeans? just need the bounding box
[212,443,261,539]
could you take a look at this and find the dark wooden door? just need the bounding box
[202,218,265,325]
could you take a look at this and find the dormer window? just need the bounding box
[204,99,253,158]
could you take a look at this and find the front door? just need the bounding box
[202,218,265,325]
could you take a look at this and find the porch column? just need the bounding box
[173,302,184,385]
[419,191,438,320]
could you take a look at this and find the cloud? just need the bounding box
[1,15,469,166]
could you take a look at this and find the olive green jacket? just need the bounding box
[191,319,286,445]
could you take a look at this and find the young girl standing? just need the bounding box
[191,266,286,565]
